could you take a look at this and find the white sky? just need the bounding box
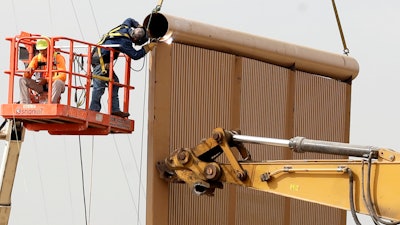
[1,0,399,225]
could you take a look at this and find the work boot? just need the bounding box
[111,111,130,118]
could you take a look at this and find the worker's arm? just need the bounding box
[119,39,147,60]
[24,55,39,78]
[122,18,141,29]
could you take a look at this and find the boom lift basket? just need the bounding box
[0,32,135,135]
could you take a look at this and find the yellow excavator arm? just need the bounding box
[156,128,400,225]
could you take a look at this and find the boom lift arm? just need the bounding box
[0,120,25,225]
[156,127,400,224]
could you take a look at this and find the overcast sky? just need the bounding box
[0,1,399,225]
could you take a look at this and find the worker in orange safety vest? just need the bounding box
[19,38,66,104]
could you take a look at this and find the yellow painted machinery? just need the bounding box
[156,127,400,225]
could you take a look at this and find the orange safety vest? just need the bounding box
[27,52,66,82]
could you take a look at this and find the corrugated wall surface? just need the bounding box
[168,44,234,225]
[235,59,290,225]
[288,70,349,225]
[148,41,351,225]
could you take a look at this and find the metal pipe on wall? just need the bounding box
[143,13,359,82]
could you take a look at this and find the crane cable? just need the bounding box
[331,0,350,55]
[112,135,144,225]
[74,1,163,224]
[72,0,102,224]
[125,3,167,223]
[133,47,153,225]
[152,0,164,13]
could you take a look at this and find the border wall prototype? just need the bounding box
[147,13,359,225]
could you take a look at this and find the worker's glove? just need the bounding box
[23,67,35,78]
[143,42,157,53]
[37,78,47,85]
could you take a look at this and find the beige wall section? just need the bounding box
[147,15,355,225]
[168,45,235,225]
[147,43,172,225]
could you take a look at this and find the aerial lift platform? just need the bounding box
[0,32,135,135]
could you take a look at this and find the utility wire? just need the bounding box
[70,1,150,224]
[66,1,95,224]
[112,135,142,224]
[136,52,151,225]
[10,0,19,32]
[88,0,101,37]
[63,138,76,225]
[126,136,146,225]
[88,137,95,225]
[31,133,50,225]
[69,0,85,39]
[47,0,54,33]
[78,135,89,225]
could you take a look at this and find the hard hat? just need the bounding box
[36,39,48,50]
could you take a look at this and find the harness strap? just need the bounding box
[106,24,131,39]
[53,52,60,76]
[37,52,60,77]
[97,47,107,75]
[95,24,131,75]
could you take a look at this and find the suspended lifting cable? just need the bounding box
[87,0,101,38]
[69,0,85,39]
[83,135,145,224]
[135,51,153,225]
[87,137,95,225]
[68,2,89,224]
[66,0,100,223]
[62,138,76,225]
[126,136,146,225]
[108,31,156,225]
[47,0,54,34]
[111,41,152,225]
[69,0,103,107]
[10,0,19,32]
[128,3,166,222]
[73,2,160,224]
[112,135,144,225]
[30,132,50,225]
[119,13,156,223]
[120,74,149,225]
[331,0,350,55]
[78,135,89,225]
[111,6,161,220]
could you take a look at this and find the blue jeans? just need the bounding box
[89,64,120,112]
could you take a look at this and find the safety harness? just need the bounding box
[93,24,132,76]
[36,52,61,77]
[36,52,60,91]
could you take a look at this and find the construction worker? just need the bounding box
[90,18,157,118]
[19,38,66,104]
